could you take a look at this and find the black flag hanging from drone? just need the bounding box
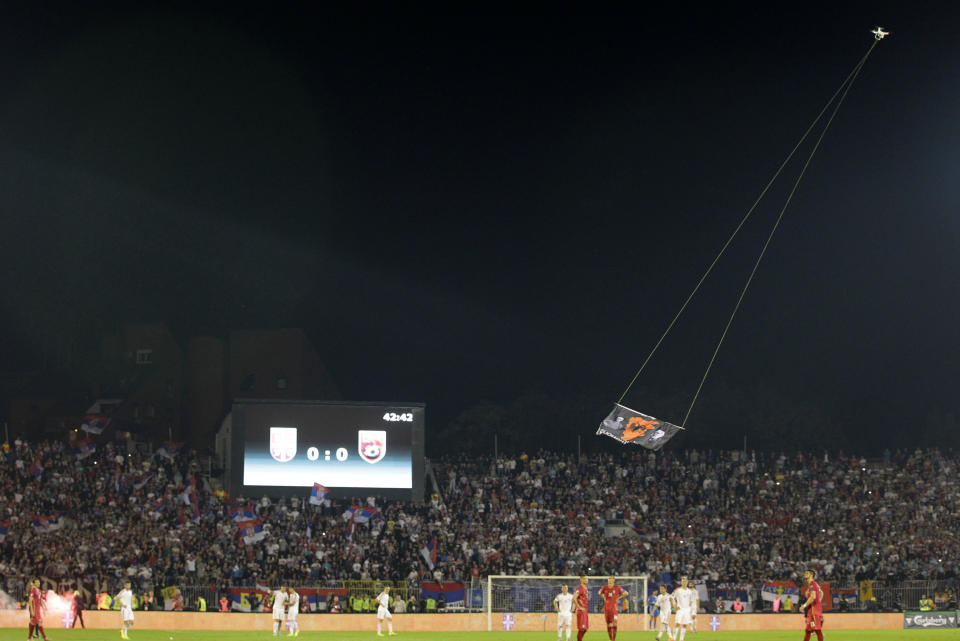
[596,404,682,451]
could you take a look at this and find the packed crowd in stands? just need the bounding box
[1,436,958,608]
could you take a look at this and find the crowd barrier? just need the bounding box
[0,610,905,632]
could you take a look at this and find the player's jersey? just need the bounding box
[673,587,694,611]
[599,585,625,611]
[806,582,823,615]
[117,589,133,610]
[29,587,42,615]
[555,593,575,613]
[655,593,673,617]
[575,585,589,611]
[376,592,390,610]
[286,591,300,612]
[272,590,286,613]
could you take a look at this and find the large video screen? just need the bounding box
[230,400,424,501]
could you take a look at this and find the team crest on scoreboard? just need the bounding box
[358,430,387,464]
[269,427,297,463]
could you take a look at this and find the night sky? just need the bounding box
[1,3,958,453]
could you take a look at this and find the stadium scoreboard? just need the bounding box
[228,399,425,501]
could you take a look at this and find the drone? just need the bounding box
[871,26,890,40]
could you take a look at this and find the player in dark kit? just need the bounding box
[799,569,824,641]
[27,579,48,641]
[574,575,590,641]
[597,576,628,641]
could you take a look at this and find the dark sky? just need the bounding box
[1,2,958,448]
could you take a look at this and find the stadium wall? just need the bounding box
[1,610,904,632]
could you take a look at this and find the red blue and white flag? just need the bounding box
[29,458,43,481]
[229,505,256,522]
[353,506,378,524]
[71,438,96,460]
[309,483,329,505]
[420,536,437,570]
[80,414,110,435]
[0,521,9,543]
[239,519,266,544]
[156,441,184,460]
[31,514,61,533]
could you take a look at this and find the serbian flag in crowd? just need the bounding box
[239,519,266,544]
[420,536,437,570]
[309,482,329,505]
[156,441,184,460]
[152,500,166,517]
[420,582,465,608]
[0,521,9,543]
[229,505,256,522]
[133,472,154,490]
[596,404,682,451]
[762,581,801,602]
[183,475,198,506]
[31,514,61,533]
[80,414,110,435]
[833,588,857,607]
[229,587,269,612]
[353,506,378,524]
[342,505,362,521]
[29,458,43,481]
[71,438,96,460]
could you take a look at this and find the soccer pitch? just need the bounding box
[4,631,960,641]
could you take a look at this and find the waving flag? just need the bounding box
[152,500,166,517]
[133,472,154,490]
[239,519,266,544]
[229,506,256,522]
[71,438,97,460]
[353,506,378,524]
[0,521,9,543]
[31,514,61,533]
[420,536,437,570]
[342,505,362,521]
[29,458,43,481]
[156,441,184,460]
[597,404,682,451]
[80,414,111,435]
[762,581,800,603]
[309,482,329,505]
[183,475,198,506]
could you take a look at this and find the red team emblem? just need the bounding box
[358,430,387,464]
[269,427,297,463]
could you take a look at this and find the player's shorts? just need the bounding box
[29,613,42,625]
[604,608,619,624]
[675,607,692,625]
[121,606,134,622]
[558,612,573,627]
[652,607,660,618]
[806,613,823,630]
[377,606,392,620]
[577,610,589,630]
[286,608,298,621]
[272,608,286,620]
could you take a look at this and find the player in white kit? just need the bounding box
[285,588,300,636]
[672,578,695,641]
[271,586,287,636]
[376,586,396,636]
[116,581,135,639]
[654,584,675,641]
[554,584,575,641]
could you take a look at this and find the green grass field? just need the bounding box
[5,630,960,641]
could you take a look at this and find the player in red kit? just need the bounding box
[799,569,824,641]
[27,579,48,641]
[597,576,629,641]
[575,575,590,641]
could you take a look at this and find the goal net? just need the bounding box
[485,575,648,631]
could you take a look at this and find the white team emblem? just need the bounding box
[358,430,387,464]
[650,429,666,441]
[269,427,297,462]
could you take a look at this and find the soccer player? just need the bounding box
[27,579,48,641]
[375,586,396,636]
[574,575,590,641]
[654,585,674,641]
[799,569,824,641]
[648,591,659,631]
[597,576,628,641]
[554,584,575,641]
[285,588,300,637]
[672,578,694,641]
[116,581,135,639]
[271,586,287,637]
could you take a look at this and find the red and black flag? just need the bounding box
[596,404,682,451]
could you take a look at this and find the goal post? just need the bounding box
[485,575,648,632]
